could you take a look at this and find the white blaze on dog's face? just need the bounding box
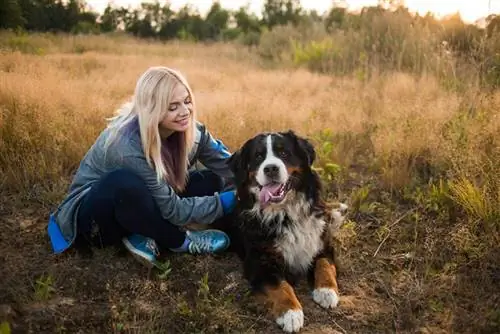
[256,135,289,187]
[251,134,294,208]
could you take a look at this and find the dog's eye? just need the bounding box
[255,152,265,161]
[278,150,288,158]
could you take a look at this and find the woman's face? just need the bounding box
[159,83,192,138]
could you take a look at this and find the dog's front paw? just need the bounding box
[312,287,339,309]
[276,308,304,333]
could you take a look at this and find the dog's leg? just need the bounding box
[257,280,304,333]
[245,246,304,333]
[309,203,346,308]
[311,256,339,309]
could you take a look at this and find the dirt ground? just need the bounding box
[1,194,498,334]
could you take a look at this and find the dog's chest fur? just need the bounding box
[248,194,326,274]
[276,209,326,274]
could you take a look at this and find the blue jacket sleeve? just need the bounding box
[195,122,235,181]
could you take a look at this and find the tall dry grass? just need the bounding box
[0,33,498,231]
[1,32,499,333]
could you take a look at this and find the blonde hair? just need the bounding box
[105,66,196,192]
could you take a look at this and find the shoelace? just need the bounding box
[146,239,160,256]
[187,233,212,254]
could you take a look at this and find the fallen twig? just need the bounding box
[373,208,416,257]
[332,319,348,334]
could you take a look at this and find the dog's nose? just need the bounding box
[264,164,279,177]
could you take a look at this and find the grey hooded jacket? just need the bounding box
[47,119,234,254]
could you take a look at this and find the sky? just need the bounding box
[85,0,500,24]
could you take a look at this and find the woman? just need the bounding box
[47,66,237,268]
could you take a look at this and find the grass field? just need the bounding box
[0,32,499,333]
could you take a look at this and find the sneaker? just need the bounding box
[186,229,230,254]
[122,234,160,268]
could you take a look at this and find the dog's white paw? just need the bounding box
[312,287,339,309]
[276,309,304,333]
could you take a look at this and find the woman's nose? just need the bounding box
[180,104,190,115]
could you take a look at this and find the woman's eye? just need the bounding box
[184,97,192,104]
[168,104,178,111]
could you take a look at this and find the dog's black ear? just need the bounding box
[286,130,316,166]
[227,150,242,174]
[227,147,249,185]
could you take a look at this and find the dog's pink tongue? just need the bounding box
[259,183,282,206]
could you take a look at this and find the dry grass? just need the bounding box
[0,33,499,333]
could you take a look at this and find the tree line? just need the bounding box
[1,0,500,87]
[1,0,499,45]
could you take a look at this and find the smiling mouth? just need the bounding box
[258,180,292,207]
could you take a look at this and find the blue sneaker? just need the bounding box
[186,229,230,254]
[122,234,160,268]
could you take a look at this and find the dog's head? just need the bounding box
[228,130,316,209]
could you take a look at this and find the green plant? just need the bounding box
[197,273,210,300]
[176,299,192,316]
[155,260,172,280]
[292,38,338,73]
[349,185,375,215]
[448,176,498,225]
[406,179,453,216]
[1,31,45,55]
[33,274,55,301]
[0,322,11,334]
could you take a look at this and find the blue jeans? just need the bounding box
[74,168,225,252]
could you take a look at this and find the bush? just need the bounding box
[71,21,101,35]
[0,30,46,55]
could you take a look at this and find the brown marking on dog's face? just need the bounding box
[314,257,339,293]
[286,166,302,175]
[257,280,302,317]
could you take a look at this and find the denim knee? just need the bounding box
[182,169,224,197]
[100,168,150,200]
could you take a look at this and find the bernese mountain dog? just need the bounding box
[214,130,348,333]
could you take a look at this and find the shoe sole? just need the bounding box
[122,238,156,269]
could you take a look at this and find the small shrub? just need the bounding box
[33,274,55,301]
[71,21,100,35]
[221,27,242,41]
[292,38,338,73]
[448,176,498,226]
[1,31,45,55]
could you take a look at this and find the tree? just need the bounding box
[205,1,229,40]
[325,6,346,31]
[234,5,261,34]
[262,0,303,29]
[0,0,26,29]
[99,4,119,32]
[10,0,99,33]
